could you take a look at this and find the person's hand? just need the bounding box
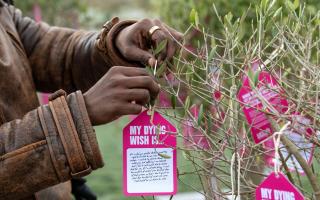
[83,66,160,125]
[115,19,183,67]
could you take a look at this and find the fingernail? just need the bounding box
[148,58,156,67]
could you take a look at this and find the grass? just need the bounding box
[86,116,202,200]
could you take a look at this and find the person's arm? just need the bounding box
[6,4,182,93]
[0,91,103,199]
[0,66,160,199]
[6,4,137,93]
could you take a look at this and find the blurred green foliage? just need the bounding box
[159,0,320,36]
[15,0,87,27]
[14,0,157,29]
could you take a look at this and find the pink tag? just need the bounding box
[238,59,315,175]
[264,115,315,174]
[237,60,289,143]
[255,172,304,200]
[123,110,177,196]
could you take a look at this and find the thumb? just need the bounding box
[124,46,156,67]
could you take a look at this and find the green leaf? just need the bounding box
[189,8,196,24]
[248,68,254,83]
[184,96,191,111]
[267,0,277,11]
[225,12,233,22]
[155,63,166,77]
[293,0,300,10]
[189,8,199,28]
[195,11,200,28]
[248,68,259,88]
[224,12,233,32]
[154,40,168,55]
[208,47,216,63]
[286,0,298,11]
[197,104,204,125]
[261,0,269,11]
[283,68,292,77]
[237,22,245,41]
[145,66,153,75]
[253,71,259,87]
[211,36,216,48]
[158,153,172,159]
[273,7,282,18]
[171,95,176,109]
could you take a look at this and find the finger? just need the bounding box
[125,76,160,99]
[163,24,184,43]
[166,38,176,62]
[161,25,183,60]
[124,89,150,106]
[118,102,143,116]
[112,66,149,77]
[121,45,156,67]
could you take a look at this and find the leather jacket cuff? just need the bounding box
[40,90,103,181]
[66,91,104,170]
[95,17,140,67]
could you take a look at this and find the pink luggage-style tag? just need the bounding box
[238,59,315,174]
[123,110,177,196]
[237,59,289,144]
[255,122,304,200]
[263,115,315,174]
[255,172,304,200]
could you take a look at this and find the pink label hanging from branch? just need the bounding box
[237,59,289,144]
[255,172,304,200]
[256,122,304,200]
[123,110,177,196]
[237,59,315,174]
[264,114,315,174]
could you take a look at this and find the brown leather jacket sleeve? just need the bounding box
[7,4,136,93]
[0,90,103,199]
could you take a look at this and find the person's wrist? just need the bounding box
[99,18,139,67]
[83,93,96,126]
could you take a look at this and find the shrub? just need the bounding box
[154,0,320,199]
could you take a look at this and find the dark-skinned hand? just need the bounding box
[115,19,183,67]
[84,66,160,126]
